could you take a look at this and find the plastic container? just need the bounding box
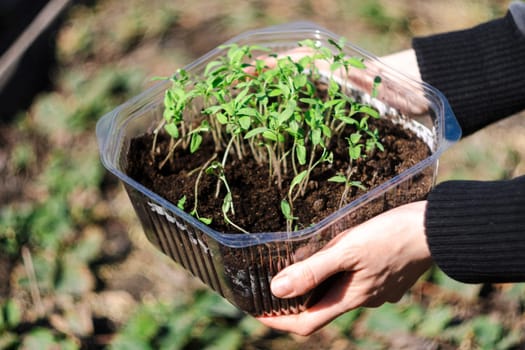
[96,22,461,316]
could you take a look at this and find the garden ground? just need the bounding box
[1,0,525,349]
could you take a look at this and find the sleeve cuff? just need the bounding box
[425,176,525,283]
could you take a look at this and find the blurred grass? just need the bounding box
[1,0,524,349]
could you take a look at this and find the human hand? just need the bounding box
[256,201,432,335]
[379,48,421,81]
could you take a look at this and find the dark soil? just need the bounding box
[126,117,431,234]
[125,115,433,315]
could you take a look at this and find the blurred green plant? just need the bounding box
[110,290,265,350]
[57,0,180,62]
[363,302,424,335]
[440,315,522,349]
[1,1,523,349]
[32,67,144,135]
[1,149,105,255]
[359,0,410,34]
[0,299,78,350]
[10,143,36,172]
[17,328,77,350]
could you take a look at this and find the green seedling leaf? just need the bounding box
[359,117,369,132]
[349,145,363,160]
[338,115,358,126]
[297,38,317,49]
[199,217,212,225]
[349,132,362,144]
[205,161,223,177]
[262,130,281,142]
[197,120,211,132]
[280,200,293,220]
[222,192,233,215]
[293,74,307,89]
[238,116,251,130]
[285,120,301,137]
[267,88,283,97]
[347,57,366,69]
[328,80,340,95]
[190,133,202,153]
[244,126,268,139]
[320,149,333,164]
[164,122,179,138]
[233,86,251,105]
[173,68,189,81]
[210,75,225,88]
[299,97,320,106]
[279,100,297,124]
[324,99,343,109]
[320,124,332,138]
[290,170,308,195]
[216,113,228,125]
[296,144,307,165]
[177,195,187,210]
[204,60,224,76]
[319,46,332,59]
[330,61,343,73]
[358,105,379,119]
[237,107,258,117]
[328,174,347,183]
[328,38,345,51]
[254,59,266,74]
[204,105,222,115]
[164,89,176,108]
[349,181,366,190]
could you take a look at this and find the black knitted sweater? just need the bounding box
[412,2,525,283]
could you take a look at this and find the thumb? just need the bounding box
[270,245,347,298]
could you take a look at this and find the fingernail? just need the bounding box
[271,274,293,297]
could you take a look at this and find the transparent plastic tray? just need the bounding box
[96,22,461,316]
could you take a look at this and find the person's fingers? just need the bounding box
[270,249,340,298]
[379,49,421,81]
[259,271,368,335]
[270,235,358,299]
[256,310,328,336]
[256,306,339,336]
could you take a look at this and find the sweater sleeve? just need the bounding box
[425,176,525,283]
[414,3,525,284]
[412,3,525,136]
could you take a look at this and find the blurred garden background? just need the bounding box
[1,0,525,348]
